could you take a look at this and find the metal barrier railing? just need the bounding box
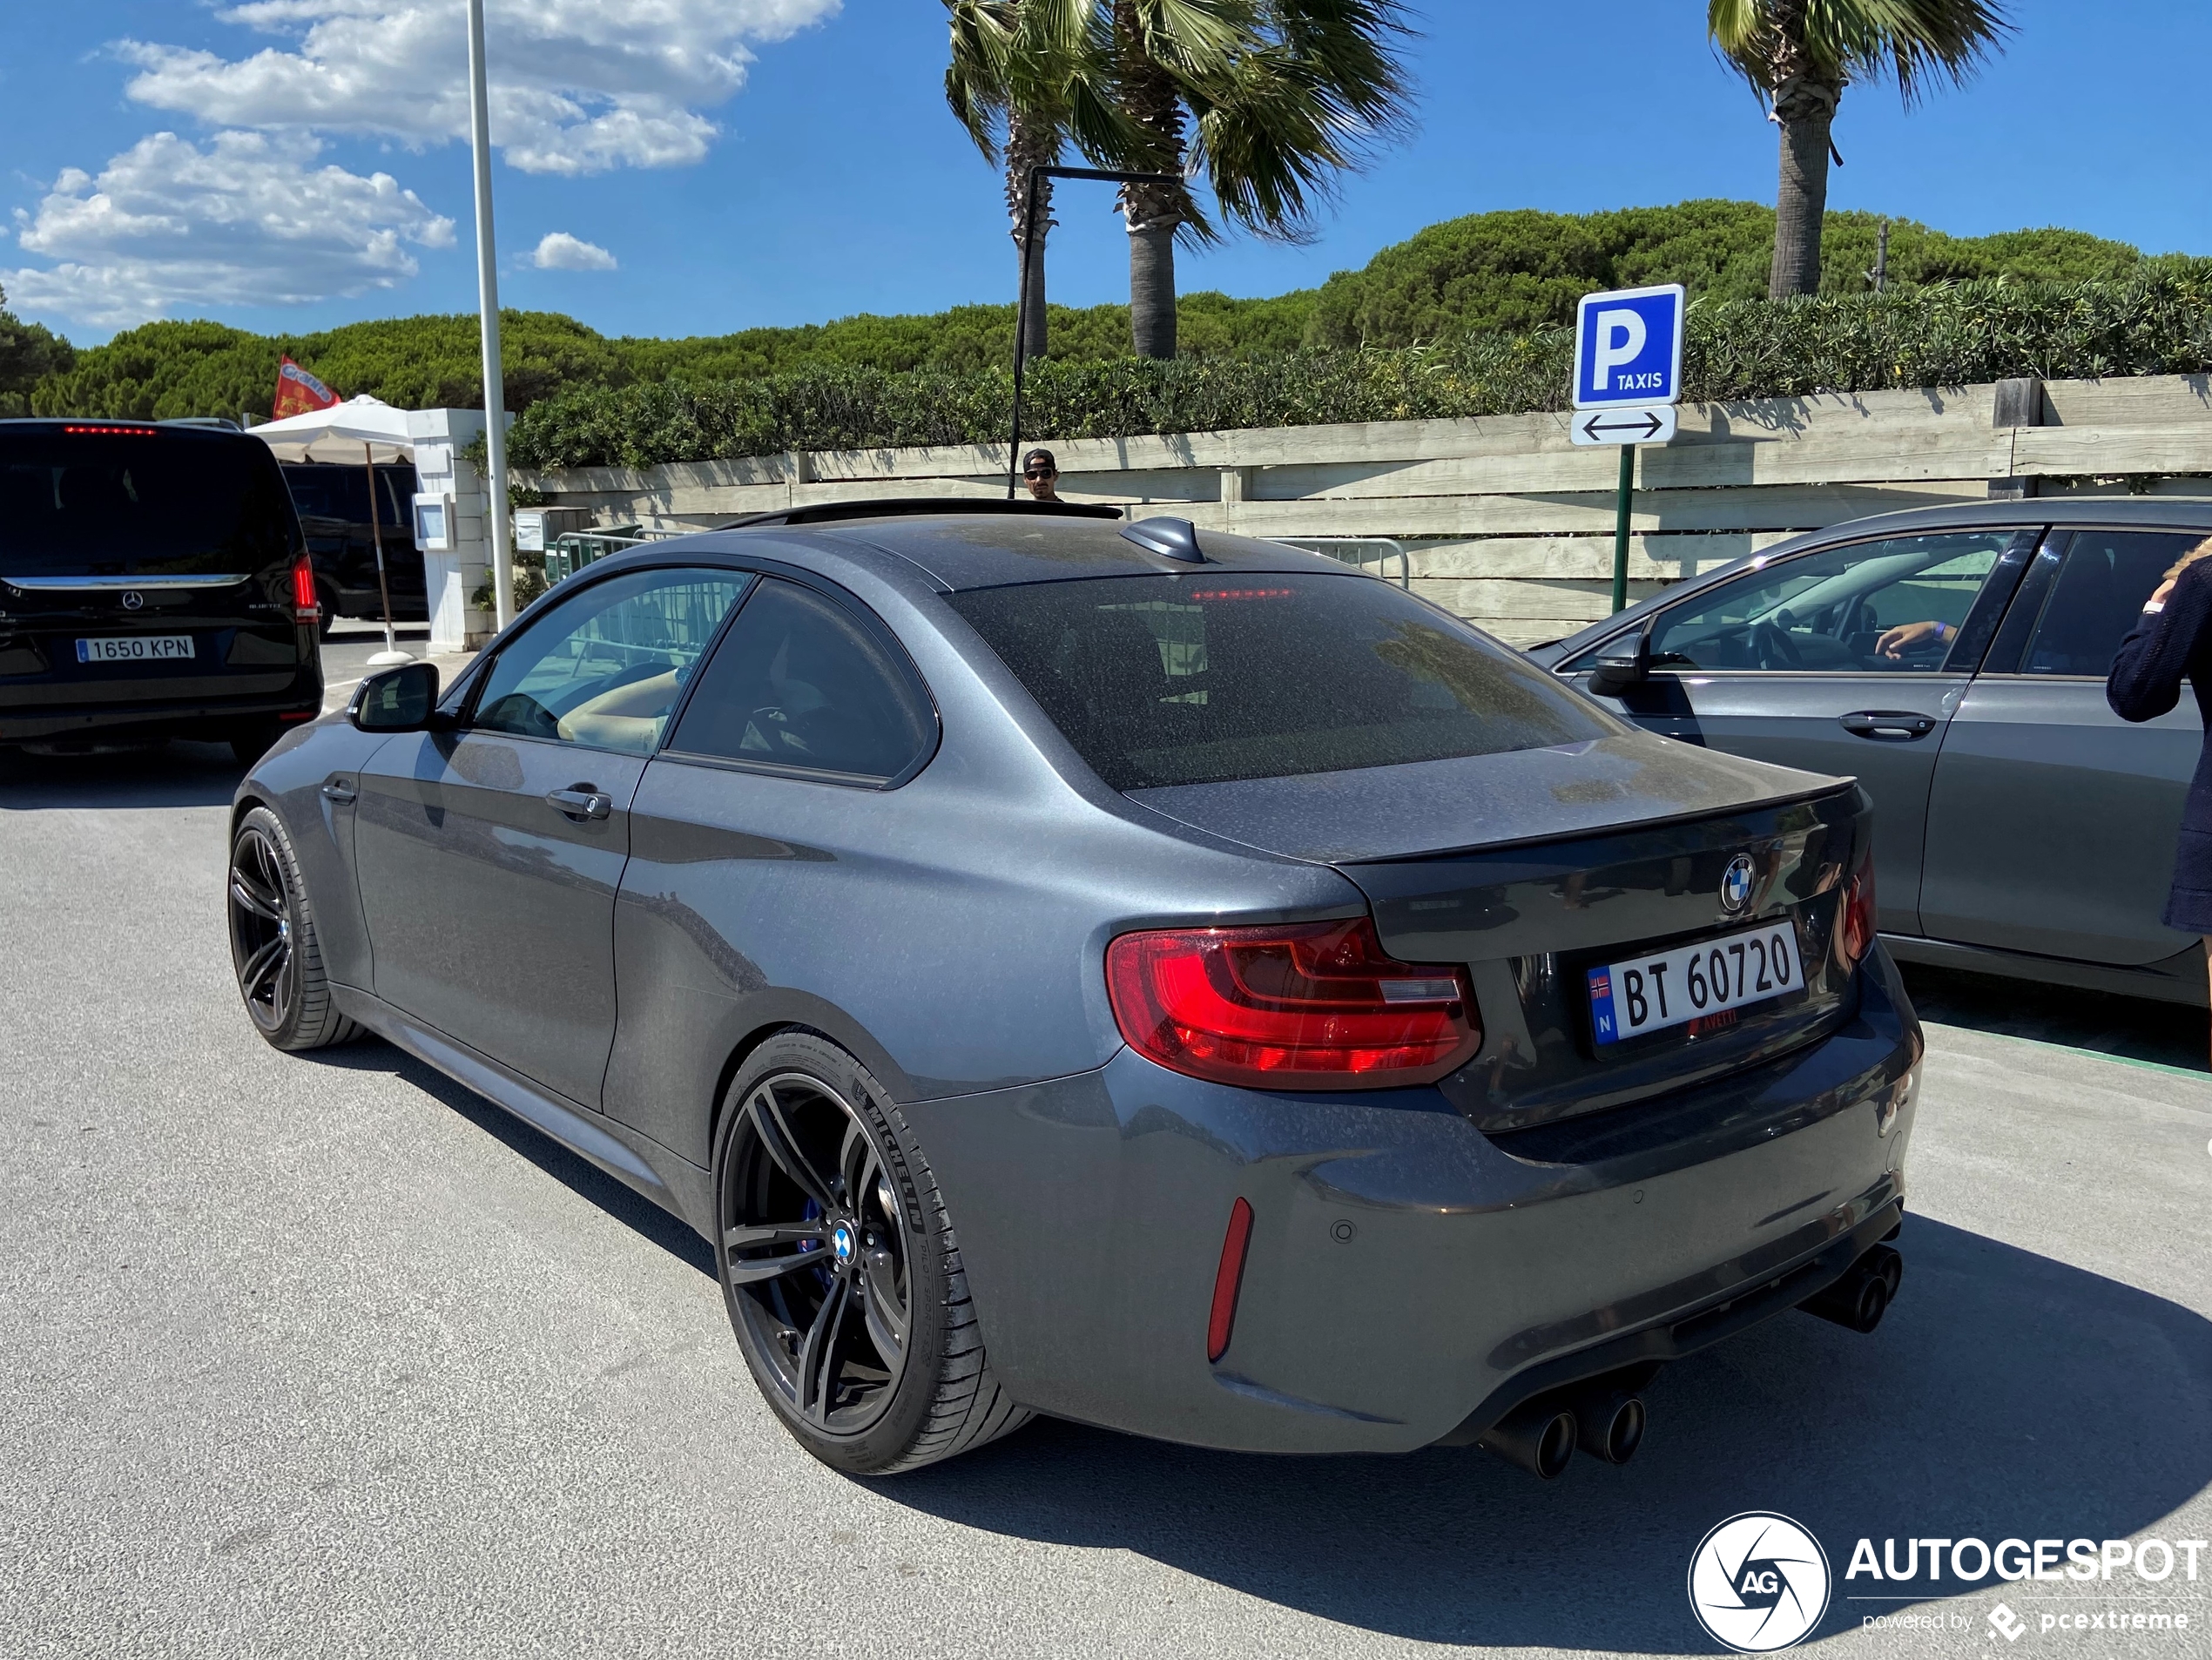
[542,524,687,584]
[1273,536,1413,589]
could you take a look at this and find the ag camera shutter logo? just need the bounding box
[1688,1512,1832,1652]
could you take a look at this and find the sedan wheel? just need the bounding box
[226,806,362,1051]
[715,1034,1029,1473]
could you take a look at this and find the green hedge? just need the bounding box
[1301,202,2150,348]
[509,266,2212,470]
[24,201,2162,422]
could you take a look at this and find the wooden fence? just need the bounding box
[516,372,2212,645]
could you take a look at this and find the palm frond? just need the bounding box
[1708,0,2011,102]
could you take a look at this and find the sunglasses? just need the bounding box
[1025,468,1056,479]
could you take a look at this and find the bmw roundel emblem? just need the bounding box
[831,1221,856,1265]
[120,590,144,611]
[1720,854,1757,915]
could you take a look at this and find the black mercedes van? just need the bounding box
[0,420,324,760]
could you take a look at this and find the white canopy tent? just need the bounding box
[252,395,416,665]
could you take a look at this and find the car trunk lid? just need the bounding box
[1128,736,1866,1131]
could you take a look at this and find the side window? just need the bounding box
[666,578,934,782]
[2017,530,2206,678]
[472,566,747,754]
[1605,531,2013,674]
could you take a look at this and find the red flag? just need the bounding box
[273,355,340,419]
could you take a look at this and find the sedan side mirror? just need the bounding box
[1585,625,1651,698]
[349,661,442,732]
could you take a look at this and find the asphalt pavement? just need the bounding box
[1,738,2207,1660]
[318,619,473,717]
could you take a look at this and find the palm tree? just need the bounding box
[1709,0,2011,299]
[944,2,1127,362]
[1106,0,1414,358]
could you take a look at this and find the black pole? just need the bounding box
[1007,166,1045,499]
[1004,165,1185,499]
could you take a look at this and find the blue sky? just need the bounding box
[4,0,2208,346]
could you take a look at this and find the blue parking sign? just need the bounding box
[1573,283,1684,409]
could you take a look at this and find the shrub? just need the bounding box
[505,266,2212,471]
[1301,202,2148,348]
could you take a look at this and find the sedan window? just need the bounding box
[471,567,747,754]
[2015,530,2208,677]
[666,579,935,781]
[1621,532,2014,674]
[949,570,1610,790]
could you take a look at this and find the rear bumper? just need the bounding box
[907,946,1921,1454]
[0,680,322,743]
[328,585,429,622]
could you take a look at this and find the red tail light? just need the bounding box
[290,552,320,624]
[1104,917,1480,1090]
[1206,1198,1254,1363]
[1841,853,1877,965]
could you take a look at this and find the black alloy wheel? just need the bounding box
[226,806,362,1051]
[722,1070,914,1437]
[713,1032,1030,1474]
[229,823,300,1036]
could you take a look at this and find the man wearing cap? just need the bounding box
[1022,449,1063,503]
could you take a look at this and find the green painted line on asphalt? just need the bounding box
[1923,1019,2208,1083]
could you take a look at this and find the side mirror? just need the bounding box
[349,661,442,732]
[1585,626,1651,698]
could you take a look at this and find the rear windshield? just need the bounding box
[282,462,414,528]
[947,571,1613,790]
[0,428,298,577]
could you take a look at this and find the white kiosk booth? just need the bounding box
[253,398,509,653]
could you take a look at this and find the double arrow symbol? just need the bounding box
[1580,410,1666,441]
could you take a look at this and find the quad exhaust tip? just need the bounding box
[1801,1243,1904,1335]
[1477,1396,1580,1480]
[1478,1377,1649,1479]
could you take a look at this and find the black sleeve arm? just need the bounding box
[2107,563,2212,723]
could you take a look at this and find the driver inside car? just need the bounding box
[1874,618,1955,659]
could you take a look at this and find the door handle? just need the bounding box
[1839,710,1938,740]
[546,786,612,820]
[320,777,357,803]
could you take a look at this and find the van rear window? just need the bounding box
[947,571,1614,790]
[0,428,297,577]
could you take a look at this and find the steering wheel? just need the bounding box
[1750,620,1804,671]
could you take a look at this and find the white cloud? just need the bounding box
[119,0,841,177]
[532,231,616,271]
[3,130,455,327]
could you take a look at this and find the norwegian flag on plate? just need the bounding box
[272,355,340,419]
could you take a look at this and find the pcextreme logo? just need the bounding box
[1688,1512,1833,1652]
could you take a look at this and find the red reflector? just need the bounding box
[1841,852,1877,965]
[290,553,320,623]
[1104,917,1480,1090]
[63,424,157,436]
[1206,1198,1254,1363]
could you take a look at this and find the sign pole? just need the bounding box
[466,0,514,633]
[1611,442,1635,614]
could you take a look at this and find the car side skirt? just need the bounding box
[1883,932,2209,1008]
[331,984,717,1235]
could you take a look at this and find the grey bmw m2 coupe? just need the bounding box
[226,503,1919,1480]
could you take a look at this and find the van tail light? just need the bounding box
[1104,917,1480,1090]
[1841,852,1877,966]
[290,552,320,624]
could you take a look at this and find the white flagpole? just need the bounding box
[466,0,515,633]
